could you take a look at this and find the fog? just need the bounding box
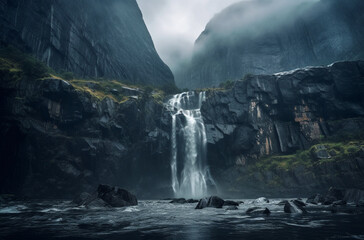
[136,0,240,72]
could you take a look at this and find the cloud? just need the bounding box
[136,0,240,71]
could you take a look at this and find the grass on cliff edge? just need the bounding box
[0,46,178,103]
[252,139,364,173]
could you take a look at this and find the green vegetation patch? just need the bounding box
[252,140,364,172]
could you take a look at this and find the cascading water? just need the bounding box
[167,91,215,198]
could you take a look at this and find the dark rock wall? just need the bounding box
[202,61,364,197]
[178,0,364,89]
[0,75,173,198]
[0,0,174,86]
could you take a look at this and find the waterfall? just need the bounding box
[166,91,215,198]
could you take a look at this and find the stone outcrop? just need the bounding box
[0,72,172,198]
[201,61,364,197]
[0,0,174,86]
[177,0,364,89]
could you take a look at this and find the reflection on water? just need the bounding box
[0,199,364,240]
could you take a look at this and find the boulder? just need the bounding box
[97,184,138,207]
[284,201,307,214]
[195,198,209,209]
[293,199,306,207]
[186,199,199,203]
[223,200,240,206]
[246,207,271,215]
[195,196,225,209]
[207,196,225,208]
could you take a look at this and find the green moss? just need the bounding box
[251,140,363,173]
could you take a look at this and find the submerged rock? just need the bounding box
[73,184,137,208]
[284,201,307,214]
[97,184,137,207]
[186,199,199,203]
[246,207,270,215]
[195,196,225,209]
[195,198,209,209]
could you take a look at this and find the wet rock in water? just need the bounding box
[284,201,307,214]
[75,184,138,208]
[246,207,271,215]
[186,199,199,203]
[293,199,306,207]
[253,197,269,204]
[195,196,225,209]
[306,194,324,205]
[169,198,187,204]
[207,196,225,208]
[277,201,287,206]
[97,184,138,207]
[223,200,240,206]
[237,201,244,204]
[226,206,238,210]
[195,198,209,209]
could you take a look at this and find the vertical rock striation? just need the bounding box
[0,0,174,86]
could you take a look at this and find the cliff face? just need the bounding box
[0,57,173,199]
[0,0,174,86]
[177,0,364,89]
[202,60,364,197]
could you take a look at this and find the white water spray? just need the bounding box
[167,92,215,198]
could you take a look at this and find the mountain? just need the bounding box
[0,0,174,86]
[176,0,364,89]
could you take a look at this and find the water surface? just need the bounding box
[1,199,364,240]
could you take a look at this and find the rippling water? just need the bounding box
[1,199,364,240]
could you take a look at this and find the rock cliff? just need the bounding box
[177,0,364,89]
[0,0,174,86]
[0,51,173,198]
[201,60,364,197]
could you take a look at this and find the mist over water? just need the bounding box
[167,92,216,198]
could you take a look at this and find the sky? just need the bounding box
[136,0,240,71]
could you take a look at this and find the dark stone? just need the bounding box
[207,196,225,208]
[195,196,225,209]
[195,198,209,209]
[284,201,307,214]
[293,199,306,207]
[246,207,270,215]
[223,200,240,206]
[186,199,199,203]
[96,184,138,207]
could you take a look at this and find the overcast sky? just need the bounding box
[136,0,240,71]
